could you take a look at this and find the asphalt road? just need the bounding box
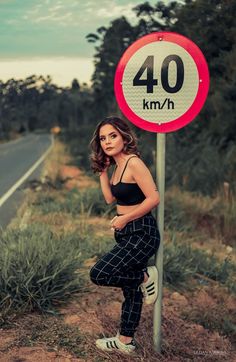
[0,133,53,229]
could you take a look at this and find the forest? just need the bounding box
[0,0,235,196]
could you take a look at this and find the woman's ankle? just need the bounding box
[119,334,133,344]
[143,271,149,283]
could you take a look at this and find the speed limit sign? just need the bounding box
[114,32,209,133]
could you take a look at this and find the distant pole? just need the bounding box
[153,133,166,352]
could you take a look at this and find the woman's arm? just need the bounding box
[122,157,160,223]
[99,171,116,204]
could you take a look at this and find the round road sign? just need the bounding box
[114,32,209,133]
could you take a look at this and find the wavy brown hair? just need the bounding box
[90,117,140,173]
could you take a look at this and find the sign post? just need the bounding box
[154,132,165,351]
[114,31,209,352]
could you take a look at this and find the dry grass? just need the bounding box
[165,185,236,248]
[41,140,72,184]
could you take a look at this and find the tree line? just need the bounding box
[0,0,235,195]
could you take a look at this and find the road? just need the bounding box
[0,133,53,229]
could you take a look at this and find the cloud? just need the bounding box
[25,0,68,24]
[23,0,138,27]
[34,12,72,24]
[97,3,136,20]
[5,18,18,24]
[0,57,94,86]
[49,4,64,12]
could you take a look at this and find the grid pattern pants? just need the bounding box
[90,211,160,337]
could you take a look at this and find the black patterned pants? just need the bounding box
[90,211,160,337]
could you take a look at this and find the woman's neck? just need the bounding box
[113,153,129,168]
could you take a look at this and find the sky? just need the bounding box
[0,0,173,87]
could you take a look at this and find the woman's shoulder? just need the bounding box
[127,154,144,167]
[127,153,141,160]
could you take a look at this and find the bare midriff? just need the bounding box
[117,203,141,215]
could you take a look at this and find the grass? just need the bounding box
[2,185,235,322]
[0,214,115,321]
[33,188,116,217]
[182,308,236,345]
[163,236,236,293]
[165,186,236,246]
[0,224,85,319]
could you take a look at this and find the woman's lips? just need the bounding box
[106,147,114,151]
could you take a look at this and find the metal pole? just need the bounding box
[153,132,165,352]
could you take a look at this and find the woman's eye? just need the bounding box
[111,134,117,138]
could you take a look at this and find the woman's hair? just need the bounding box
[90,116,140,173]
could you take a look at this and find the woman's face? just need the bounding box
[99,124,125,157]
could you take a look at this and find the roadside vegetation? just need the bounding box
[0,140,235,361]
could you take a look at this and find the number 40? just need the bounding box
[133,55,184,93]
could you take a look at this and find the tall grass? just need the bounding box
[0,215,115,320]
[0,224,85,319]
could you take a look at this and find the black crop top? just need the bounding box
[110,156,146,206]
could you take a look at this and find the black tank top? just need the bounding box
[110,156,146,206]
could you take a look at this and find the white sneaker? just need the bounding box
[140,266,158,305]
[96,334,136,354]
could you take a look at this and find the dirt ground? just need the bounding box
[0,263,235,361]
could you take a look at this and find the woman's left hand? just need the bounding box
[110,215,129,231]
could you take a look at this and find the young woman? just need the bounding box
[89,116,160,355]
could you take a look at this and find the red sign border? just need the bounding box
[114,32,210,133]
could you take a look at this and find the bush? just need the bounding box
[0,224,85,319]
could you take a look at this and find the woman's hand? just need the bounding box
[99,157,110,175]
[104,157,111,171]
[110,215,128,231]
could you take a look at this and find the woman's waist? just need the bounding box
[116,210,154,219]
[116,203,141,215]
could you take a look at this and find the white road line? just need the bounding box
[0,135,54,208]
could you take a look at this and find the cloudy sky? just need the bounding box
[0,0,173,87]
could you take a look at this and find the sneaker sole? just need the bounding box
[95,339,136,354]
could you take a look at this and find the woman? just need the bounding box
[89,116,160,355]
